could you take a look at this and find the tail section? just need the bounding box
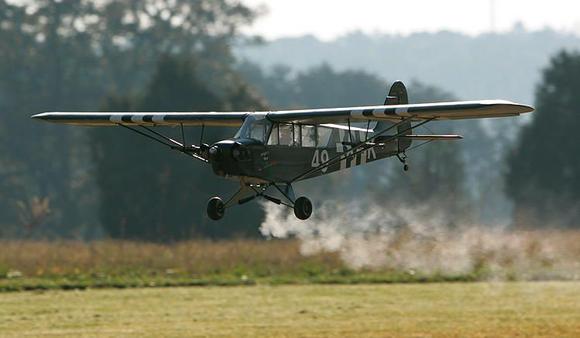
[384,81,408,105]
[374,81,412,152]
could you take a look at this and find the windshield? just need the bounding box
[234,116,272,143]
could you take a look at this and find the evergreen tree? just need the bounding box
[91,56,267,241]
[0,0,258,238]
[506,50,580,228]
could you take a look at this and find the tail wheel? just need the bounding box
[293,197,313,220]
[207,197,225,221]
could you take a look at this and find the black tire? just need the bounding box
[207,197,225,221]
[293,197,313,220]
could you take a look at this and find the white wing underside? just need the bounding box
[32,100,533,127]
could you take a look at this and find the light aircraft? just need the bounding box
[32,81,533,221]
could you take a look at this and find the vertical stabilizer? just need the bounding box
[375,81,412,151]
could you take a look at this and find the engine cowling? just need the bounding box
[208,139,260,177]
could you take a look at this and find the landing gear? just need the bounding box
[293,197,313,220]
[207,197,225,220]
[397,153,410,172]
[207,182,313,221]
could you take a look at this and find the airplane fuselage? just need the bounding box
[209,131,400,183]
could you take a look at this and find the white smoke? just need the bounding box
[260,200,572,278]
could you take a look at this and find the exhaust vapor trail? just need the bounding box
[260,200,579,279]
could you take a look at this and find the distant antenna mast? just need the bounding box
[490,0,496,33]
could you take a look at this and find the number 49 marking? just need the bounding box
[311,149,329,173]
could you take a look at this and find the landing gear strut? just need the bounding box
[206,183,313,221]
[397,153,410,172]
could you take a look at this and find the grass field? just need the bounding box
[1,230,579,291]
[0,282,579,337]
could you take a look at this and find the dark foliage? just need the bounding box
[506,50,580,228]
[92,56,267,241]
[0,0,258,238]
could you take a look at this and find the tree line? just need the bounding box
[0,0,577,240]
[0,0,260,238]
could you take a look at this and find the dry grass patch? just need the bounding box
[0,230,579,291]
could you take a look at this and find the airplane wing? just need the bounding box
[32,100,533,126]
[267,100,534,124]
[31,112,249,126]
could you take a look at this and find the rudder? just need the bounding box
[375,81,412,151]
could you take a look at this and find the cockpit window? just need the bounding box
[250,123,265,141]
[279,124,294,146]
[301,125,316,147]
[267,124,279,145]
[234,116,272,143]
[317,126,332,148]
[266,123,325,147]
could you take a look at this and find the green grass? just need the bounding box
[0,239,482,292]
[1,233,579,291]
[0,282,578,337]
[0,271,484,292]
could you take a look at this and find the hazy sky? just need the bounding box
[243,0,580,40]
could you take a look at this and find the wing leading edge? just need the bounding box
[31,112,249,126]
[31,100,533,126]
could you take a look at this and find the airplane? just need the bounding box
[32,81,533,221]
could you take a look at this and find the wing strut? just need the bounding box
[117,124,209,163]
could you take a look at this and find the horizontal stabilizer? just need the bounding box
[401,134,463,140]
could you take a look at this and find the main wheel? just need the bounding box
[207,197,225,221]
[293,197,313,220]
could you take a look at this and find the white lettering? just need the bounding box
[311,150,320,168]
[320,150,329,173]
[311,149,329,173]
